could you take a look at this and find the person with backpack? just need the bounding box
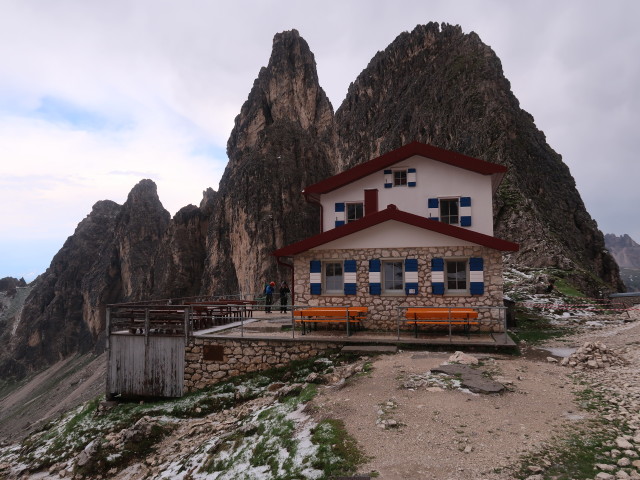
[265,281,275,313]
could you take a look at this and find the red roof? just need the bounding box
[303,141,507,197]
[272,205,519,256]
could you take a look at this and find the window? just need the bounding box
[440,198,459,225]
[393,170,407,186]
[382,260,404,293]
[324,262,343,293]
[446,259,467,292]
[346,202,363,223]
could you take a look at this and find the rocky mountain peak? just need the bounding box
[334,22,622,294]
[227,29,334,159]
[201,30,336,296]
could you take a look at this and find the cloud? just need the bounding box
[1,0,640,279]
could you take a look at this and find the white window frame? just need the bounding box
[346,202,364,223]
[445,258,469,295]
[323,261,344,295]
[440,197,460,226]
[393,169,407,187]
[382,259,404,295]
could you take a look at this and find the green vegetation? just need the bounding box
[6,353,368,479]
[553,277,586,298]
[310,419,369,478]
[509,308,572,345]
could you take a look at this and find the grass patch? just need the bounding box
[310,419,368,478]
[509,308,572,345]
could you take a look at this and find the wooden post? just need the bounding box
[144,308,150,346]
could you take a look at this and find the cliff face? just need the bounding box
[2,200,121,378]
[334,23,623,294]
[200,29,336,296]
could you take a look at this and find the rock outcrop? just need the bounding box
[200,29,336,296]
[334,22,623,295]
[1,180,172,379]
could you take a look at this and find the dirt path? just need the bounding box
[313,315,640,479]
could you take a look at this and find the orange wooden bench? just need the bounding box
[293,307,368,336]
[405,307,479,337]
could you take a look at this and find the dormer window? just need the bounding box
[393,170,407,186]
[384,168,416,188]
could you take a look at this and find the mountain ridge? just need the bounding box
[0,24,624,381]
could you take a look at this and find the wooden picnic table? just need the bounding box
[404,307,479,337]
[293,307,368,336]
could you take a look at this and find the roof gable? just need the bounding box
[272,205,519,256]
[303,141,507,197]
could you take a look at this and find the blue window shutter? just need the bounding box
[310,260,321,295]
[408,168,417,187]
[335,202,345,227]
[427,198,439,221]
[431,257,444,295]
[428,198,439,208]
[469,257,484,295]
[469,257,483,270]
[369,259,381,295]
[383,169,392,188]
[460,197,471,227]
[404,258,418,295]
[344,260,357,295]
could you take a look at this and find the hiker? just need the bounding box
[265,281,275,313]
[279,281,290,313]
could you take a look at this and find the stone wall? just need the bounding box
[184,336,341,392]
[294,246,505,331]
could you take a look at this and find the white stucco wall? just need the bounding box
[315,220,476,250]
[321,155,495,235]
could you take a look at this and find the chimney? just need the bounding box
[364,189,378,216]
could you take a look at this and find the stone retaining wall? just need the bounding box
[184,337,341,392]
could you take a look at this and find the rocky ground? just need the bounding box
[1,307,639,479]
[312,309,640,480]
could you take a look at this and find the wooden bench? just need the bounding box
[405,308,479,338]
[293,307,368,336]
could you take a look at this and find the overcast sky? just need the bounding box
[1,0,639,281]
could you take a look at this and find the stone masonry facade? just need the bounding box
[294,246,505,332]
[184,337,341,392]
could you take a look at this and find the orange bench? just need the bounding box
[293,307,368,336]
[405,308,479,337]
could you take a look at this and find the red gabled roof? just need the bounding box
[272,205,519,257]
[303,141,507,197]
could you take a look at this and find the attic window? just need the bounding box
[393,170,407,186]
